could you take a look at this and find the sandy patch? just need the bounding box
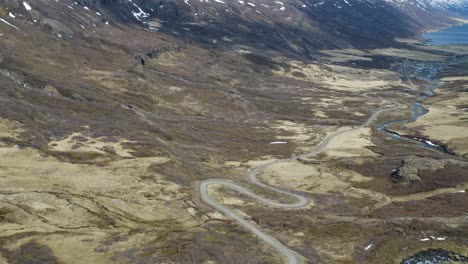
[353,111,366,117]
[262,161,321,190]
[314,110,328,118]
[0,147,171,193]
[224,161,243,167]
[272,120,316,142]
[48,132,135,158]
[261,161,381,202]
[206,211,229,221]
[148,51,187,67]
[274,60,403,92]
[320,49,372,63]
[422,124,468,140]
[146,19,163,30]
[81,69,130,92]
[370,48,447,61]
[451,17,468,23]
[423,44,468,55]
[320,98,344,105]
[320,64,401,92]
[208,185,246,206]
[323,127,378,158]
[395,38,424,45]
[0,118,24,139]
[441,76,468,81]
[323,78,388,91]
[245,157,279,168]
[0,146,194,235]
[168,86,183,93]
[397,104,468,156]
[41,233,109,264]
[273,61,332,82]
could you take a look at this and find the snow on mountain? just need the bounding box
[0,0,466,54]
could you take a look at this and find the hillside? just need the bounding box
[1,0,466,54]
[0,0,468,263]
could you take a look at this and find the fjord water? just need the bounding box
[424,23,468,45]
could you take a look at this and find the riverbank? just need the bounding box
[199,44,468,263]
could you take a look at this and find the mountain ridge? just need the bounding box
[1,0,467,56]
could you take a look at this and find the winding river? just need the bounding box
[378,58,464,155]
[199,58,463,263]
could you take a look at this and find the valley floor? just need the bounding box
[0,23,467,263]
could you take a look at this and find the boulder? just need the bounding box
[391,159,421,183]
[70,93,87,102]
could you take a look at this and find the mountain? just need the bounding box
[1,0,466,56]
[1,0,468,263]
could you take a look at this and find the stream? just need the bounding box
[377,61,456,155]
[389,59,468,263]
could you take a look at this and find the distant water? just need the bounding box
[424,23,468,45]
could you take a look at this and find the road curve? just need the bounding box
[199,103,401,264]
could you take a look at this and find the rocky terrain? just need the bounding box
[0,0,467,263]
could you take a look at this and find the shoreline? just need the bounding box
[417,17,468,44]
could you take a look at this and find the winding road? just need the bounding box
[199,103,401,264]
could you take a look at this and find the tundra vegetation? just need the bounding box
[0,0,467,263]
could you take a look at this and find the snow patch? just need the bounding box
[23,1,32,11]
[421,236,447,242]
[129,0,150,21]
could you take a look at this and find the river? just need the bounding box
[399,24,468,264]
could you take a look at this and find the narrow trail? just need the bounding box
[199,103,401,264]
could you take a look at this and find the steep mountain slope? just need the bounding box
[1,0,466,55]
